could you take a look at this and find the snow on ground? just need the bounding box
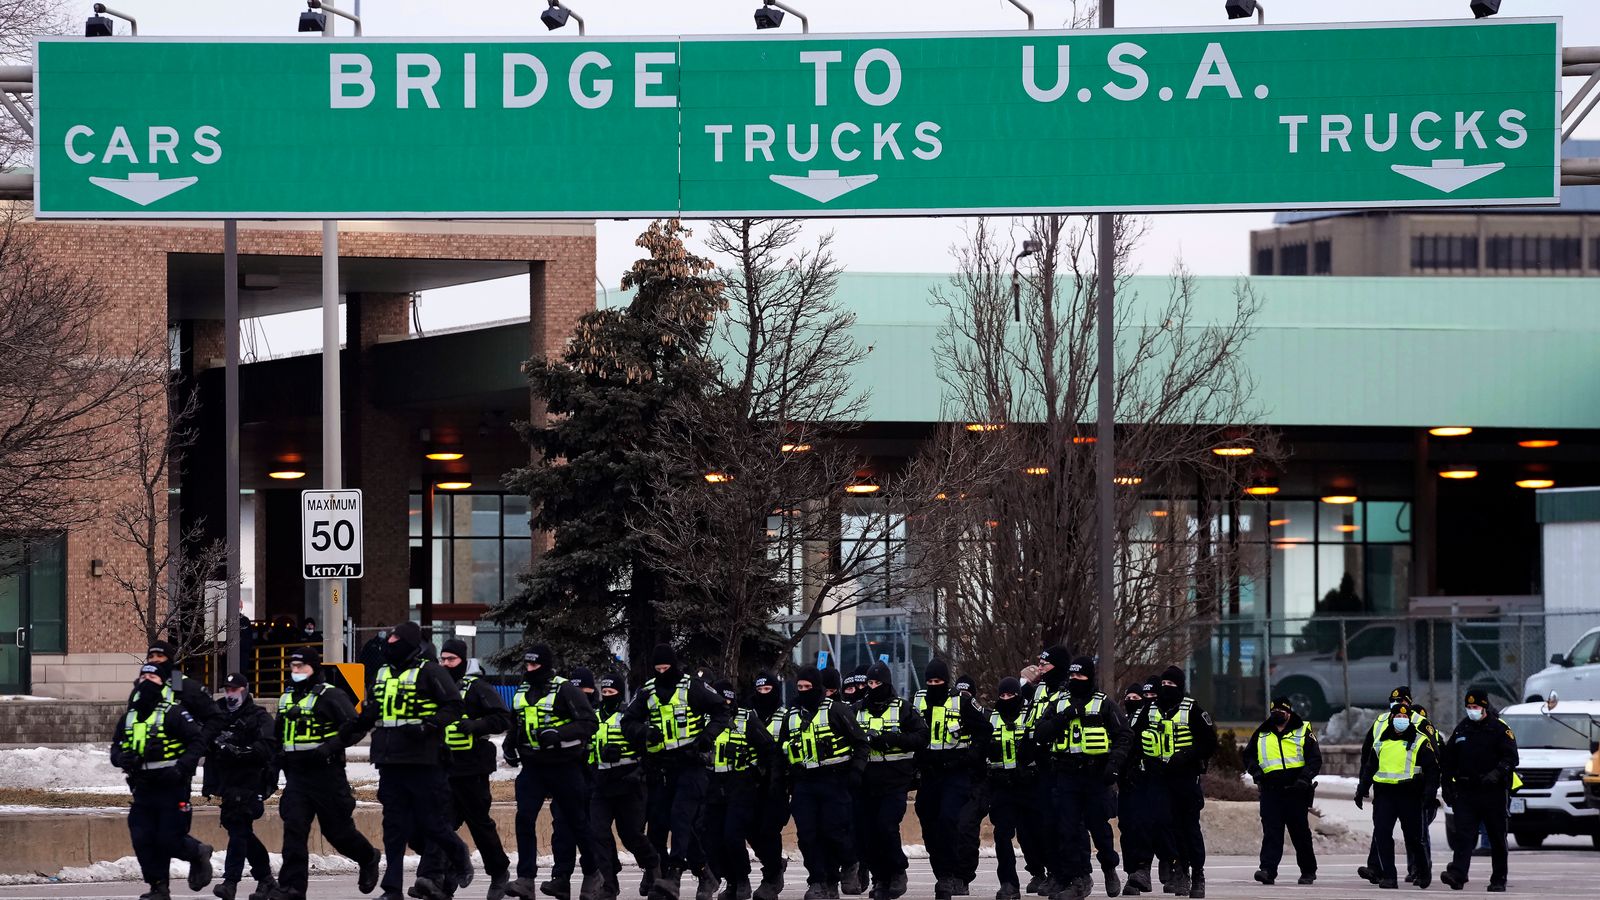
[0,745,135,795]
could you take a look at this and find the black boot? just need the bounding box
[1413,870,1431,890]
[215,881,239,900]
[408,877,451,900]
[655,868,685,900]
[508,879,543,900]
[580,871,607,900]
[641,869,663,900]
[841,866,866,897]
[359,848,383,895]
[249,874,279,900]
[1359,868,1381,885]
[696,869,719,900]
[1103,868,1122,898]
[487,872,512,900]
[1253,871,1274,886]
[189,844,216,891]
[1297,873,1315,886]
[1439,869,1464,891]
[141,881,174,900]
[1170,873,1190,898]
[1129,871,1152,894]
[889,873,907,900]
[544,880,573,900]
[804,884,828,900]
[1187,875,1204,900]
[1486,883,1506,893]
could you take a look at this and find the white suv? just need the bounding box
[1524,628,1600,703]
[1464,700,1600,849]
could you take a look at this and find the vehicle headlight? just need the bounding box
[1560,767,1584,782]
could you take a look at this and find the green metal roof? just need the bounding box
[608,273,1600,429]
[1537,487,1600,524]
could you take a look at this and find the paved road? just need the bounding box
[2,852,1596,900]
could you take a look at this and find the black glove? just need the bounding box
[178,758,198,779]
[453,719,479,737]
[538,728,562,750]
[985,742,1004,762]
[314,740,341,764]
[1481,769,1505,787]
[503,744,521,768]
[647,725,666,748]
[1425,794,1441,812]
[1101,766,1121,786]
[600,743,623,764]
[1293,777,1314,796]
[1442,782,1459,806]
[869,733,892,752]
[1354,789,1367,810]
[692,732,714,754]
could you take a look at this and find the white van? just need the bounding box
[1466,699,1600,848]
[1523,627,1600,703]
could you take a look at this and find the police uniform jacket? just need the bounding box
[347,652,465,767]
[777,698,873,780]
[620,673,733,769]
[913,691,993,770]
[1035,690,1134,777]
[445,661,514,778]
[202,698,276,798]
[1242,711,1322,788]
[505,675,597,766]
[709,704,779,784]
[276,673,360,772]
[1131,695,1218,778]
[1439,708,1518,793]
[1358,719,1440,797]
[854,695,930,791]
[110,698,204,787]
[128,669,223,742]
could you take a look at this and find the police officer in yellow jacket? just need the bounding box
[1131,666,1217,900]
[112,661,211,900]
[501,644,602,900]
[1356,702,1440,890]
[854,661,930,900]
[748,671,792,900]
[1036,657,1132,900]
[1243,698,1321,886]
[704,678,778,900]
[780,665,874,900]
[590,672,660,900]
[981,677,1049,900]
[345,622,471,900]
[438,638,514,900]
[621,644,733,900]
[1359,687,1439,886]
[914,659,993,900]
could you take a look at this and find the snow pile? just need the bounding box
[1321,707,1381,744]
[0,744,136,795]
[0,851,561,885]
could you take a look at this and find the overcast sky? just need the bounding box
[118,1,1597,354]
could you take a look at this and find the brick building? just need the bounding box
[2,216,594,698]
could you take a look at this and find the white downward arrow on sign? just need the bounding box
[88,172,199,206]
[769,170,879,204]
[1390,159,1505,194]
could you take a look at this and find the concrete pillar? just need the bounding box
[348,292,414,629]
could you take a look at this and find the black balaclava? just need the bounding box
[651,644,681,696]
[751,670,783,719]
[820,666,842,697]
[441,637,470,683]
[795,666,824,712]
[865,661,895,705]
[569,666,596,695]
[1067,656,1097,701]
[599,671,626,716]
[843,664,868,702]
[523,643,554,686]
[1040,645,1071,689]
[1122,682,1145,716]
[713,678,737,707]
[955,674,976,697]
[133,664,165,715]
[923,658,952,706]
[1269,696,1293,728]
[383,621,422,667]
[996,676,1024,721]
[1158,665,1185,709]
[1143,675,1160,702]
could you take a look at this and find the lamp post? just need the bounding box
[1224,0,1266,24]
[1003,0,1035,29]
[300,0,361,664]
[541,0,586,34]
[85,3,137,36]
[1095,1,1116,691]
[755,0,808,33]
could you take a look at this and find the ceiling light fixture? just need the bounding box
[268,470,306,480]
[1518,439,1559,449]
[704,472,732,484]
[436,480,473,491]
[1438,467,1479,480]
[1212,445,1254,457]
[1321,495,1358,505]
[426,451,465,461]
[845,483,881,495]
[1515,478,1555,489]
[1429,426,1473,437]
[781,443,813,453]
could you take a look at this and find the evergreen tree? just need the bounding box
[494,221,722,681]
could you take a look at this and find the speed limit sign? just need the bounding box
[301,489,364,579]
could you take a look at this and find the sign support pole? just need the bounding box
[224,219,241,679]
[321,218,344,664]
[1095,0,1117,691]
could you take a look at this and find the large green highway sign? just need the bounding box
[34,19,1559,219]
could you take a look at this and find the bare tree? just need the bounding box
[0,208,161,538]
[104,381,231,670]
[924,215,1277,692]
[633,219,998,677]
[0,0,71,167]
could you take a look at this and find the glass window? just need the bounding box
[1313,239,1331,275]
[1565,630,1600,666]
[433,494,452,536]
[1346,624,1395,659]
[1280,243,1308,276]
[503,495,531,537]
[1319,501,1363,543]
[503,539,531,602]
[1255,248,1274,275]
[431,541,451,603]
[409,494,423,538]
[28,537,65,654]
[1316,544,1365,614]
[1270,536,1317,621]
[1269,501,1314,544]
[452,539,501,606]
[1364,545,1411,614]
[467,495,501,537]
[1365,501,1412,543]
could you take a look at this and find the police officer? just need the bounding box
[549,668,602,900]
[983,677,1048,900]
[272,646,380,900]
[953,674,988,896]
[437,638,514,900]
[621,644,732,900]
[1131,677,1176,896]
[345,621,471,900]
[914,659,992,900]
[1022,646,1071,707]
[842,666,868,706]
[502,644,603,900]
[1132,666,1216,899]
[1036,657,1130,900]
[1356,702,1439,890]
[780,665,872,899]
[590,671,660,900]
[143,639,224,740]
[748,671,792,900]
[1439,691,1517,893]
[112,661,212,900]
[1243,698,1320,886]
[1115,683,1161,898]
[854,661,929,900]
[1359,687,1439,886]
[705,678,777,900]
[204,673,277,900]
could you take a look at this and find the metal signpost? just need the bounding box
[35,19,1559,218]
